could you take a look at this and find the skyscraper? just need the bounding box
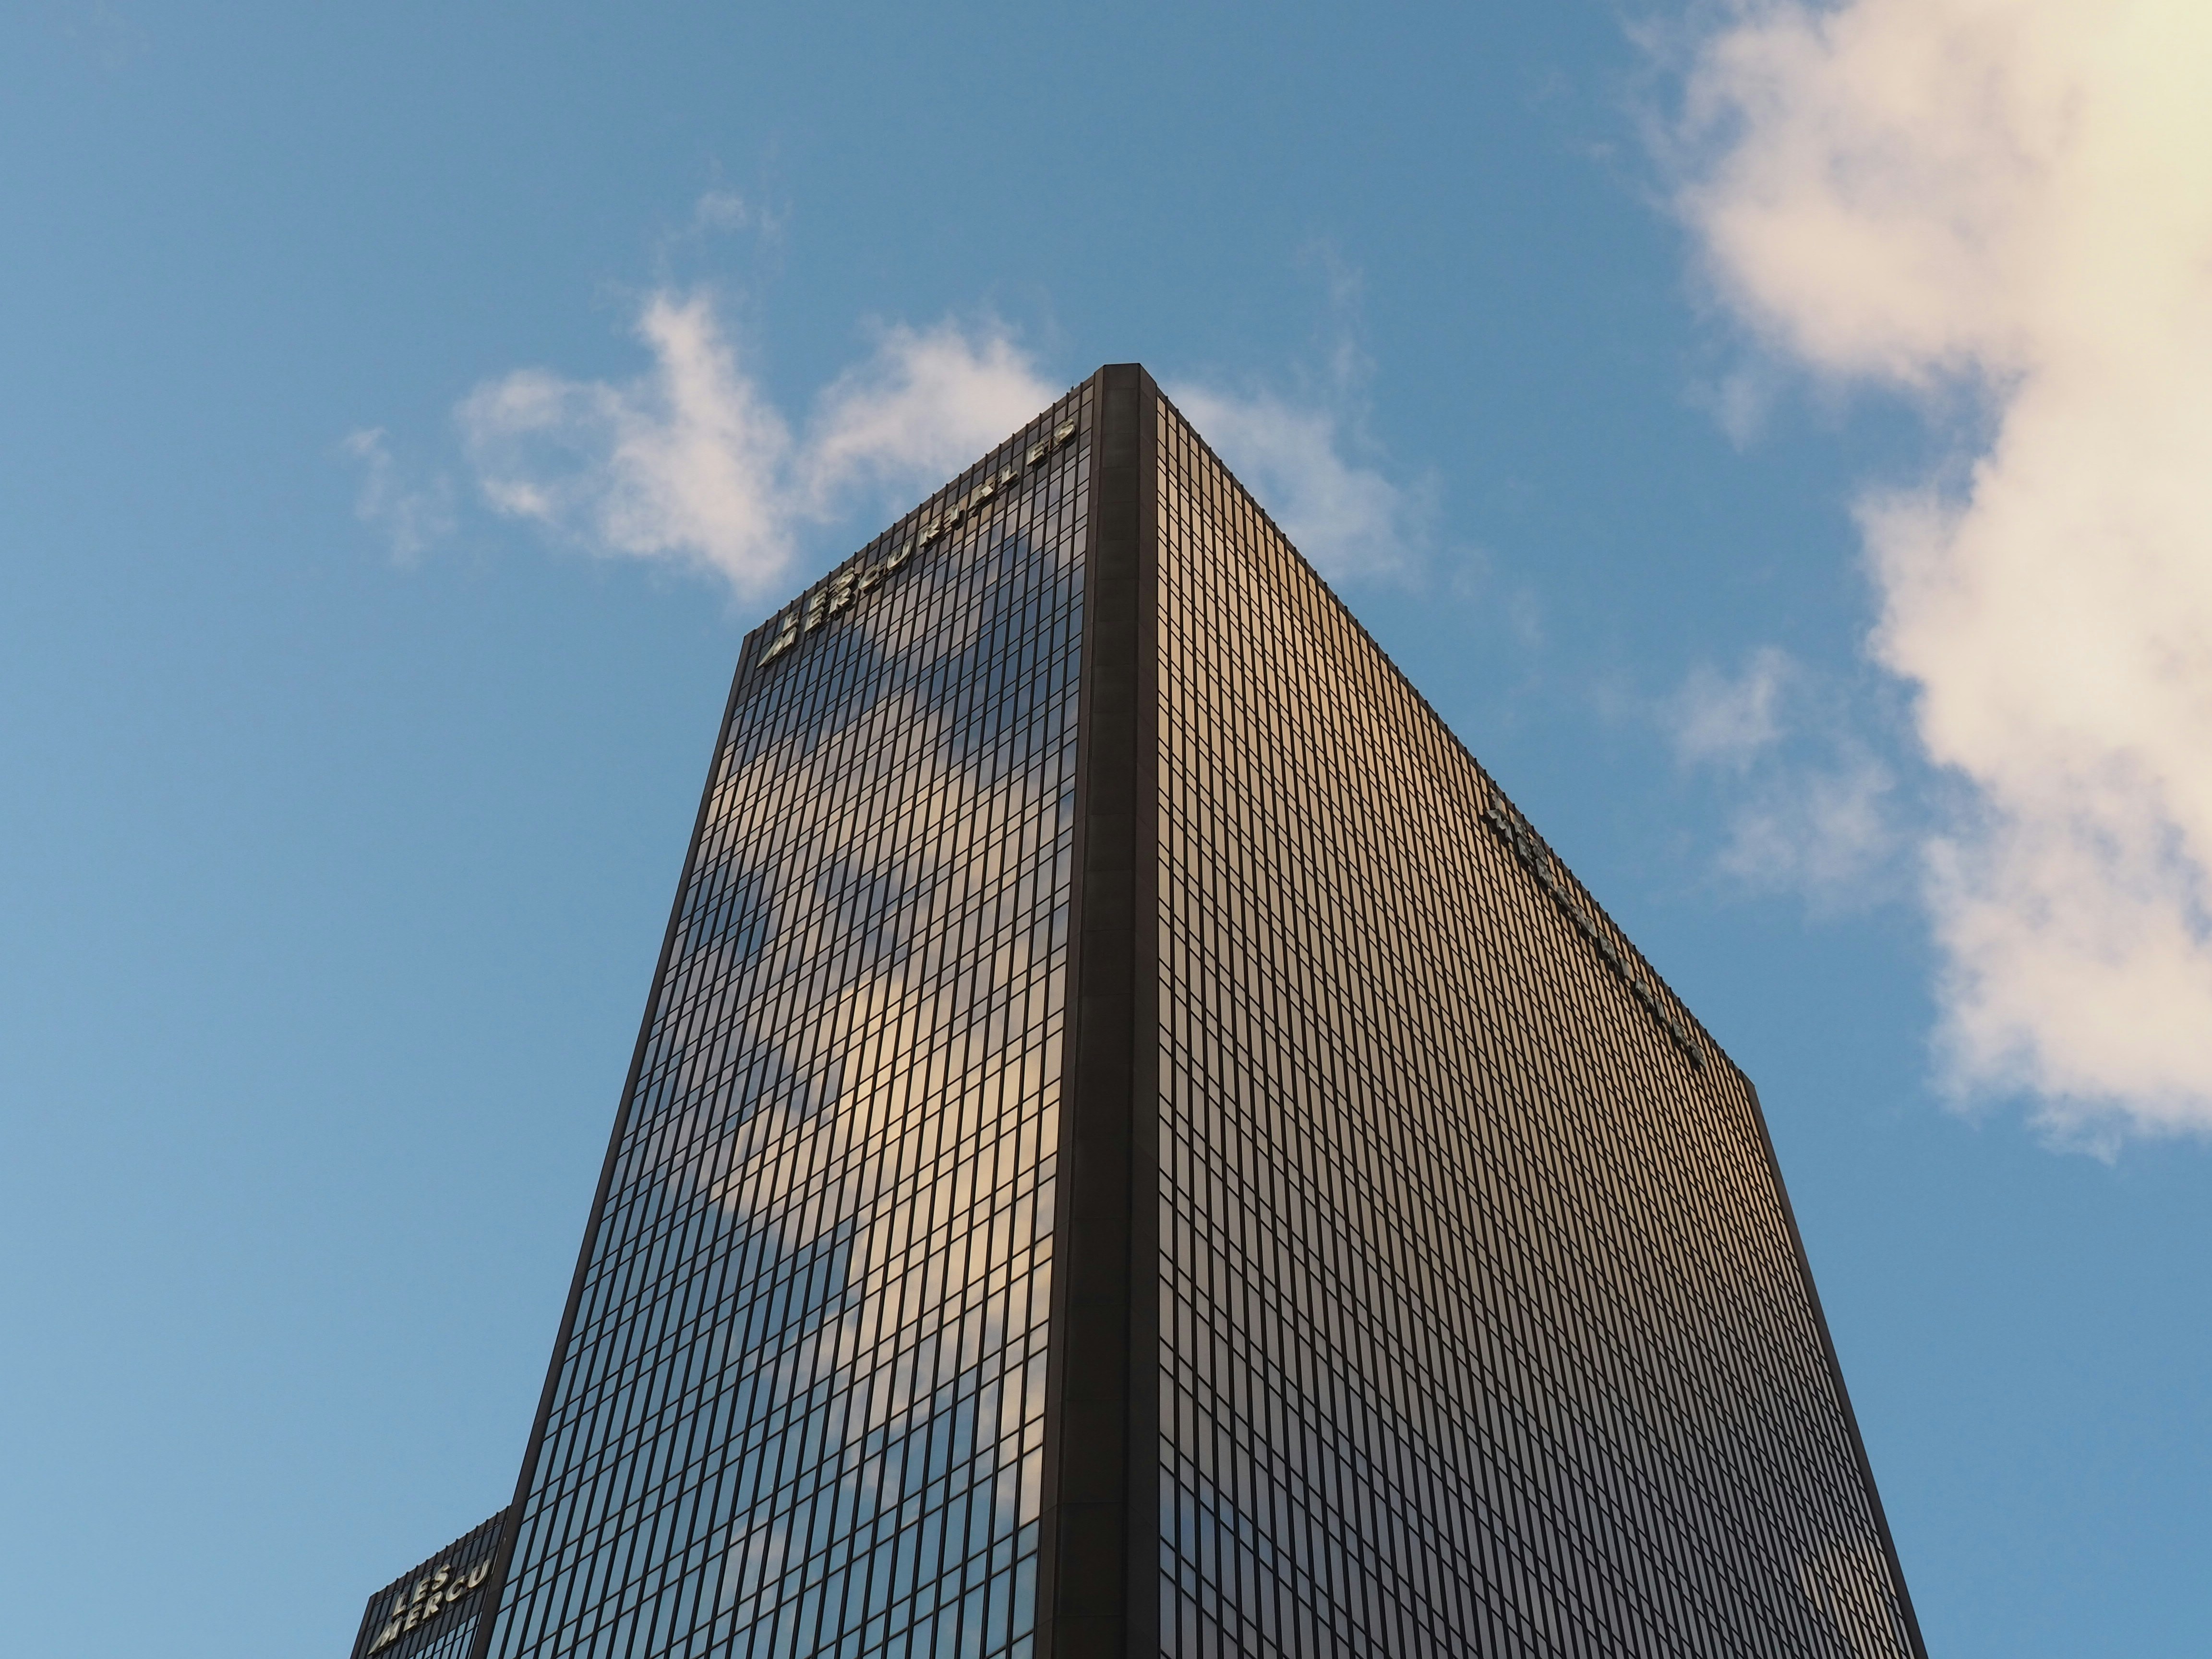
[351,365,1925,1659]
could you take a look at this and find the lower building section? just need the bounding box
[350,1511,509,1659]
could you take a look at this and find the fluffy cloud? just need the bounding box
[1675,0,2212,1137]
[456,295,1060,601]
[802,324,1067,512]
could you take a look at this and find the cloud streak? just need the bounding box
[1669,649,1902,906]
[1673,0,2212,1138]
[1164,385,1419,582]
[342,428,454,561]
[801,324,1064,513]
[1180,249,1430,583]
[1671,646,1792,769]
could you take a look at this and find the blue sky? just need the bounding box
[4,3,2208,1655]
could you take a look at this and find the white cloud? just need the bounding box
[455,294,1058,602]
[690,189,751,234]
[342,427,454,561]
[457,292,799,597]
[1673,0,2212,1137]
[802,323,1062,511]
[1165,383,1420,582]
[453,289,1414,605]
[1689,361,1785,450]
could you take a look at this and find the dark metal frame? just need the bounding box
[1034,366,1162,1659]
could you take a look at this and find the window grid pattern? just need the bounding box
[481,390,1092,1659]
[420,1622,492,1659]
[1151,398,1912,1659]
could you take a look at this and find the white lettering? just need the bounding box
[753,415,1080,676]
[1483,792,1705,1070]
[367,1557,490,1654]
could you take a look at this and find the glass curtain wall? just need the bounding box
[1151,396,1914,1659]
[478,390,1092,1659]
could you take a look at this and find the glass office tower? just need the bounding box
[352,365,1924,1659]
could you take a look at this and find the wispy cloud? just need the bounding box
[341,428,454,561]
[1687,361,1785,451]
[801,323,1064,512]
[689,189,751,235]
[454,295,1058,601]
[443,264,1418,602]
[1670,645,1792,768]
[458,292,801,596]
[1668,648,1903,905]
[1163,384,1421,582]
[1670,0,2212,1138]
[1719,745,1899,900]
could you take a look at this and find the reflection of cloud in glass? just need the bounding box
[605,436,1086,1659]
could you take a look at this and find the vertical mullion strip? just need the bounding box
[1037,365,1161,1659]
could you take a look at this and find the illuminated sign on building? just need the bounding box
[1484,790,1705,1068]
[365,1556,493,1654]
[755,418,1080,670]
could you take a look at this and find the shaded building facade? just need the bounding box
[353,365,1924,1659]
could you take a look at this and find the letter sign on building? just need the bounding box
[755,419,1080,671]
[366,1557,493,1653]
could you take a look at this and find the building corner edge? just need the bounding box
[1035,365,1163,1659]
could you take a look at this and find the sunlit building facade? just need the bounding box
[350,364,1925,1659]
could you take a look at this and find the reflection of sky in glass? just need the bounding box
[1151,397,1914,1659]
[354,1512,506,1659]
[482,393,1089,1659]
[400,1623,481,1659]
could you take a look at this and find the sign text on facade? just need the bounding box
[1484,791,1705,1070]
[756,418,1080,671]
